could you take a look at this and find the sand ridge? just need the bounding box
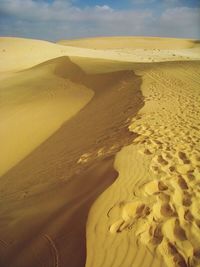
[0,55,143,267]
[86,60,200,267]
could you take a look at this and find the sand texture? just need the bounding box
[87,61,200,267]
[0,36,200,267]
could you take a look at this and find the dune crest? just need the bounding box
[0,54,143,267]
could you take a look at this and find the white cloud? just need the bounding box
[163,0,180,4]
[130,0,183,6]
[131,0,156,4]
[159,7,200,37]
[0,0,199,40]
[95,5,113,12]
[162,6,200,22]
[0,0,152,23]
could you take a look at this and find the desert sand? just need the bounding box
[0,36,200,267]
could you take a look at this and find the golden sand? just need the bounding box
[0,57,93,176]
[58,36,199,49]
[1,37,200,73]
[0,37,200,267]
[87,61,200,267]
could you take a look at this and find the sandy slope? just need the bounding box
[0,37,200,267]
[87,61,200,267]
[0,57,93,176]
[0,55,143,267]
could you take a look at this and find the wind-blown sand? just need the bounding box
[0,37,200,267]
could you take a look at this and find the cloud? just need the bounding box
[161,6,200,22]
[131,0,156,4]
[163,0,180,4]
[130,0,178,4]
[0,0,75,21]
[95,5,113,12]
[159,7,200,37]
[130,0,191,7]
[0,0,199,40]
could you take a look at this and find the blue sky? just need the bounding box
[0,0,200,41]
[44,0,200,9]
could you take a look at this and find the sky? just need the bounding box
[0,0,199,41]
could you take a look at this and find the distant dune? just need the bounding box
[0,36,200,267]
[1,36,200,72]
[58,36,200,49]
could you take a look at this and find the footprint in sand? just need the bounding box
[143,179,168,196]
[139,147,153,155]
[109,200,150,234]
[158,238,189,267]
[176,151,191,165]
[110,73,200,267]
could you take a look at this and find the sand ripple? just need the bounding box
[87,61,200,267]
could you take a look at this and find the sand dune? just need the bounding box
[0,37,200,267]
[58,36,200,49]
[0,57,93,176]
[1,37,200,73]
[0,54,143,267]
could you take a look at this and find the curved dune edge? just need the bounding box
[1,37,200,73]
[0,57,143,267]
[86,60,200,267]
[0,156,119,267]
[0,57,94,176]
